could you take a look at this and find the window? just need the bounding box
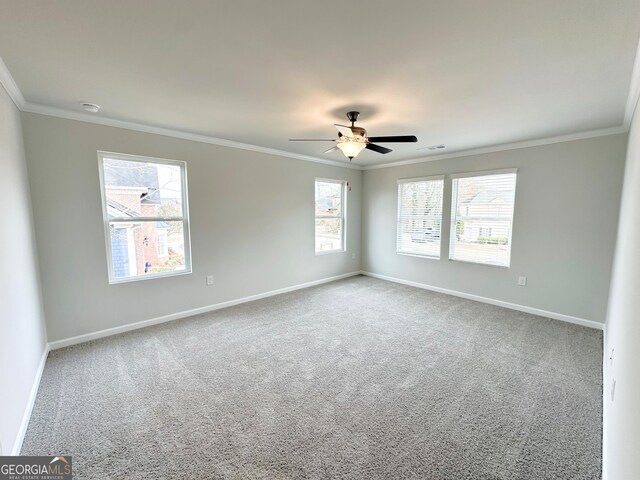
[397,176,444,258]
[98,152,191,283]
[315,179,346,253]
[157,230,168,257]
[479,227,492,237]
[449,169,517,267]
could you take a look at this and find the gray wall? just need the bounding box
[604,103,640,478]
[21,113,361,342]
[0,86,47,454]
[362,135,627,323]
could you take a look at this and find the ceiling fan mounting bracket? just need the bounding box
[346,111,360,126]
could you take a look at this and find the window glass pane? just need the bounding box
[103,158,183,219]
[157,230,168,257]
[397,179,444,258]
[450,172,517,267]
[315,218,343,252]
[315,180,345,253]
[108,220,186,280]
[315,181,342,217]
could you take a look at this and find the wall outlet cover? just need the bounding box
[518,276,527,286]
[206,275,214,286]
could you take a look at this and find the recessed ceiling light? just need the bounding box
[80,102,100,113]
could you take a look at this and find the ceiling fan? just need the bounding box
[289,111,418,161]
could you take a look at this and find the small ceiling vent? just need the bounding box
[418,144,446,151]
[80,102,100,113]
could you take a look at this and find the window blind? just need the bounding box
[449,170,517,267]
[397,176,444,258]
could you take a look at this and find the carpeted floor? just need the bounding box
[22,275,603,479]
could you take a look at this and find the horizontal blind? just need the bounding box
[449,172,517,267]
[397,177,444,258]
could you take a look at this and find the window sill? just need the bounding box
[108,268,192,284]
[315,249,346,256]
[448,258,510,269]
[396,251,440,260]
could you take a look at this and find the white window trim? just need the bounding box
[315,178,347,255]
[396,175,444,259]
[450,167,518,179]
[397,174,445,184]
[97,151,193,284]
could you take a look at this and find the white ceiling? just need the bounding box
[0,0,639,166]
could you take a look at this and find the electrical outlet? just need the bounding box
[611,379,616,402]
[351,253,356,259]
[206,275,214,286]
[518,276,527,286]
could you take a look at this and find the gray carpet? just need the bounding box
[22,275,602,479]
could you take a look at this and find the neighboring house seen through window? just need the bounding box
[449,169,517,267]
[157,230,169,257]
[315,179,345,253]
[98,152,191,283]
[397,176,444,258]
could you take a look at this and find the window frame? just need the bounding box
[97,151,192,284]
[314,178,347,255]
[396,175,445,259]
[448,168,517,268]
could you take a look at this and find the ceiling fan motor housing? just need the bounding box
[350,126,367,138]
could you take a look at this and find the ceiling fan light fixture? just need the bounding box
[336,140,367,160]
[288,111,418,160]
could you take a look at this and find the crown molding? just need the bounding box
[0,56,26,109]
[623,37,640,129]
[362,125,628,170]
[1,48,637,173]
[1,55,359,170]
[20,101,362,170]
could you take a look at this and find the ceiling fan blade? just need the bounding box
[367,135,418,143]
[366,143,392,154]
[289,139,335,142]
[323,146,339,154]
[334,124,354,138]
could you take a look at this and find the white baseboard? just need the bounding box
[12,343,49,455]
[16,270,603,459]
[361,271,604,330]
[49,271,362,350]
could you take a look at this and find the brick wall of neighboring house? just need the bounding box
[107,188,165,274]
[108,189,145,215]
[133,203,162,273]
